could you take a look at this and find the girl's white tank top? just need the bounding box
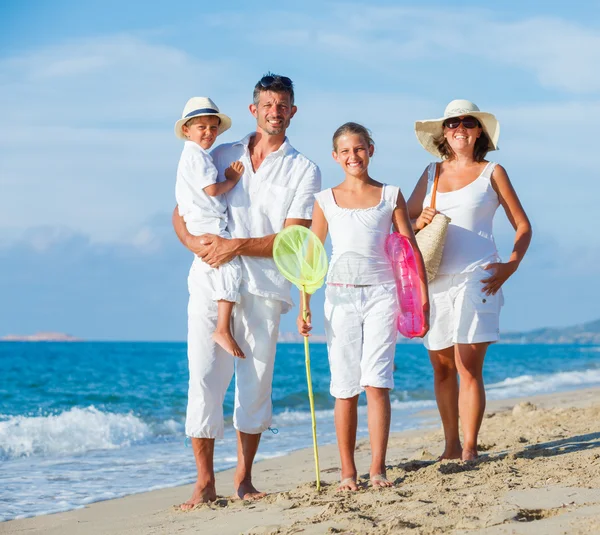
[423,161,501,275]
[315,184,398,285]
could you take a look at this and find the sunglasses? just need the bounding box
[259,75,293,89]
[443,116,481,129]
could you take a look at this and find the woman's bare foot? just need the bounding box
[370,473,393,488]
[439,441,463,460]
[179,481,217,511]
[233,478,266,500]
[213,330,245,358]
[338,476,359,492]
[461,447,478,461]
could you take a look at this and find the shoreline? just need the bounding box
[4,386,600,534]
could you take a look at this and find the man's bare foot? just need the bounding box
[233,479,266,500]
[338,476,359,492]
[213,330,245,358]
[439,441,463,461]
[179,481,217,511]
[370,473,393,488]
[461,447,478,461]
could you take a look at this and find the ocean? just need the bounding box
[1,341,599,521]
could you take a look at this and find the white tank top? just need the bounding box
[423,162,501,275]
[315,184,398,285]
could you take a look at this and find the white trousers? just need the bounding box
[186,260,283,438]
[324,283,398,399]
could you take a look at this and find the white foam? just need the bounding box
[0,407,151,460]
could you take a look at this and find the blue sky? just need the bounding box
[1,1,599,340]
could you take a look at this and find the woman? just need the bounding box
[407,100,532,461]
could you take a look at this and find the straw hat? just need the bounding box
[415,99,500,159]
[174,97,232,140]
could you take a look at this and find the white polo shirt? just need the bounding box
[211,133,321,311]
[175,141,227,236]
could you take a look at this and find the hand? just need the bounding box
[297,308,312,337]
[481,261,518,295]
[195,234,238,268]
[224,161,244,182]
[417,306,430,338]
[415,207,438,231]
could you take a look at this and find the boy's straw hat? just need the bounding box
[415,99,500,159]
[174,97,232,140]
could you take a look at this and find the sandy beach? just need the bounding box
[3,387,600,535]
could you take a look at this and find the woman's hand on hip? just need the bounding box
[481,261,518,295]
[415,207,438,231]
[197,234,238,267]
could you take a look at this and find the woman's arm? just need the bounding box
[482,164,533,295]
[392,191,430,336]
[406,166,437,232]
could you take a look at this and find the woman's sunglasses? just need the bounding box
[259,75,293,89]
[443,116,481,129]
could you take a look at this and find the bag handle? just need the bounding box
[430,163,440,210]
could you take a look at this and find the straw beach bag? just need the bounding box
[415,163,451,282]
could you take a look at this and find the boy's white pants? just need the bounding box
[186,259,283,438]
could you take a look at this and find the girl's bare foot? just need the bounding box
[370,473,393,488]
[179,481,217,511]
[439,441,463,460]
[213,330,245,358]
[338,476,358,492]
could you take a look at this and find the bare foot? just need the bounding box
[233,478,266,500]
[213,330,245,358]
[439,441,463,461]
[338,476,359,492]
[461,447,478,461]
[179,481,217,511]
[370,473,393,488]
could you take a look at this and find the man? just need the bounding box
[172,73,321,508]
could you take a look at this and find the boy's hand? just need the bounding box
[225,161,244,181]
[297,308,312,337]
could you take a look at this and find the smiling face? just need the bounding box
[332,133,374,177]
[250,90,297,136]
[443,115,482,155]
[181,115,220,150]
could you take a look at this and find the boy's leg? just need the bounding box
[335,395,359,491]
[232,292,283,499]
[364,387,392,487]
[213,300,245,358]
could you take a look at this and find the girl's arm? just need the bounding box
[297,200,329,337]
[483,165,533,295]
[406,167,437,232]
[392,191,430,337]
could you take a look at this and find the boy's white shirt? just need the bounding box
[175,141,228,237]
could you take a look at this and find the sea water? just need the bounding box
[1,342,599,521]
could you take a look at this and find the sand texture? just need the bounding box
[3,388,600,535]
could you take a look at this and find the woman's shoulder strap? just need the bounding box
[481,161,498,180]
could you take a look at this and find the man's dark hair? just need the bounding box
[253,72,295,106]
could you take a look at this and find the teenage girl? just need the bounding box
[298,122,429,490]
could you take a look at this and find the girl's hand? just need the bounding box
[415,207,438,231]
[297,308,312,337]
[417,305,430,338]
[481,261,518,295]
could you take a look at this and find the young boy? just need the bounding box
[174,96,245,358]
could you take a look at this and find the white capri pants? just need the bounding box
[424,266,504,351]
[324,283,398,399]
[186,259,283,438]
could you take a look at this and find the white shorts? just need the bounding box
[186,260,282,438]
[189,255,241,303]
[324,283,397,399]
[424,267,504,351]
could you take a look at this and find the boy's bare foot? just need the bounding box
[233,479,266,500]
[461,447,478,461]
[370,473,393,488]
[213,330,245,358]
[179,481,217,511]
[338,476,358,492]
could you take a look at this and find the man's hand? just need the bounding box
[224,161,244,182]
[197,234,238,267]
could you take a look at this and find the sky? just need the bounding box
[1,0,599,340]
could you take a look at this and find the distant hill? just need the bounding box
[278,319,600,345]
[1,332,81,342]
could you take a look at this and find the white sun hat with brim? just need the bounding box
[415,99,500,159]
[174,96,232,140]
